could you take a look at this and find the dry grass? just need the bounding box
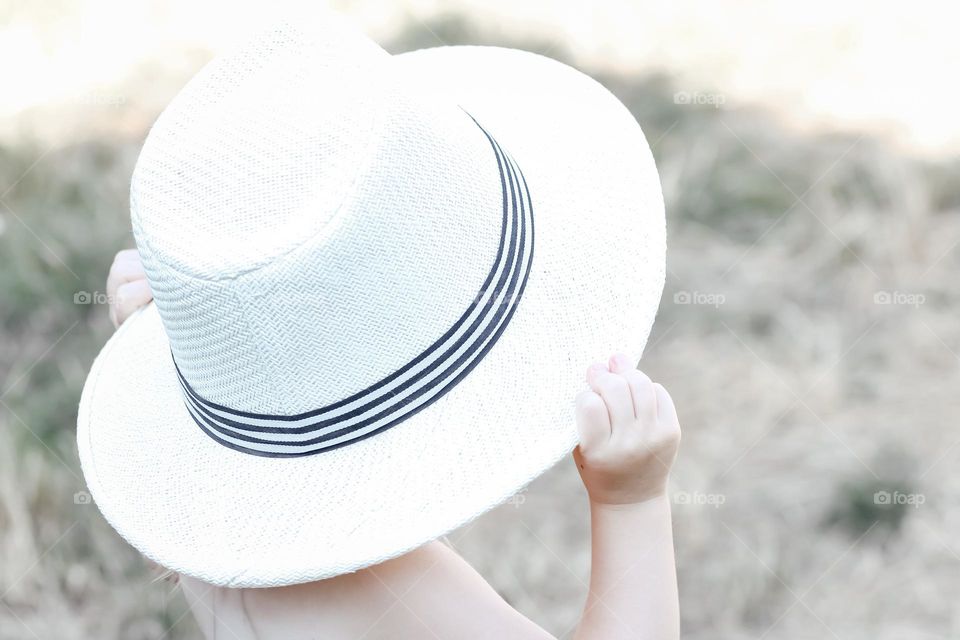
[1,16,959,640]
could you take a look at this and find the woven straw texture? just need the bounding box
[77,15,666,588]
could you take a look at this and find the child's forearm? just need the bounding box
[574,493,679,640]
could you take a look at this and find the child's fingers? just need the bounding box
[575,390,611,452]
[653,383,679,429]
[106,251,146,301]
[608,355,657,421]
[607,353,635,372]
[607,355,636,405]
[608,354,658,422]
[586,365,634,427]
[113,279,153,327]
[107,249,148,328]
[113,248,140,264]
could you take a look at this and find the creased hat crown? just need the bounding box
[131,13,523,438]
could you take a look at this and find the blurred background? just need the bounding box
[1,1,959,638]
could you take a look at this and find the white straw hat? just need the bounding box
[77,9,666,587]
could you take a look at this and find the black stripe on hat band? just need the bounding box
[173,116,535,457]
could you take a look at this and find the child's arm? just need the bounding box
[572,354,681,640]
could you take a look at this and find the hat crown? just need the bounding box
[131,14,393,279]
[132,16,520,427]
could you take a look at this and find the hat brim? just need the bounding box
[77,45,665,587]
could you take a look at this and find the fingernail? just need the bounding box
[611,353,631,369]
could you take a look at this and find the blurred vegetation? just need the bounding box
[1,13,958,640]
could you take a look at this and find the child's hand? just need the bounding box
[573,353,680,506]
[106,249,153,328]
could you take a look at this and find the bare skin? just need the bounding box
[108,250,681,639]
[573,356,681,640]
